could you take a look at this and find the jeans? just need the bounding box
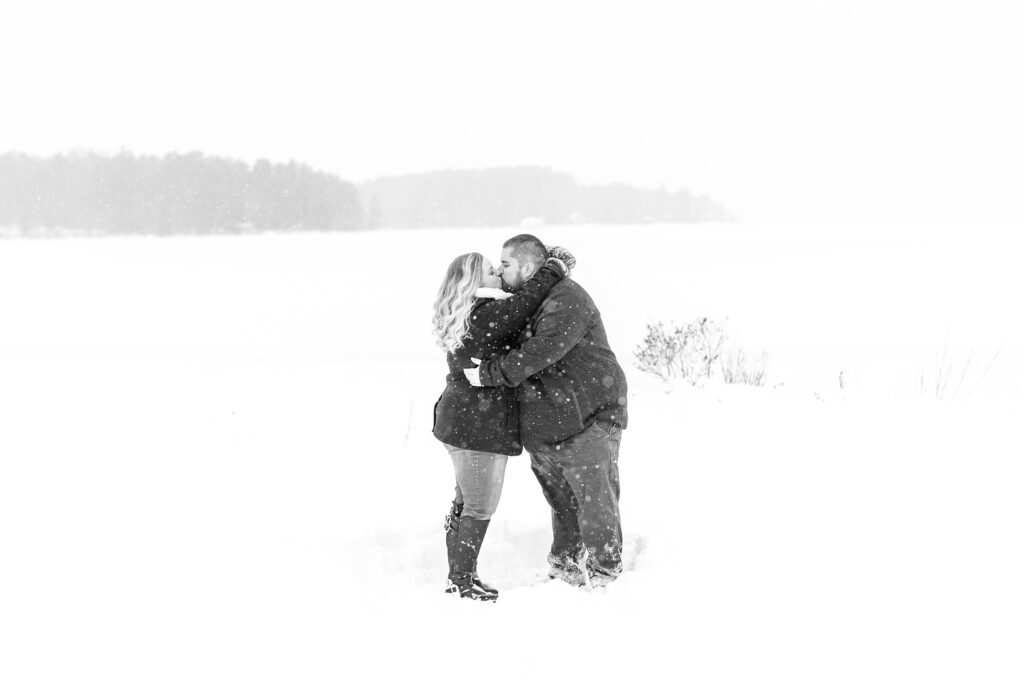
[445,445,509,521]
[530,421,623,579]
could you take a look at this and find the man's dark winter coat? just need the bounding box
[476,278,628,453]
[433,262,566,456]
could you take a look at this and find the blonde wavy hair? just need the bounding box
[432,252,486,354]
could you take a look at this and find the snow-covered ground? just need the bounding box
[1,222,1022,682]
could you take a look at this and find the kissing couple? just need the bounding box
[431,234,628,601]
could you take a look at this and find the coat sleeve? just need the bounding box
[477,289,592,388]
[470,261,566,340]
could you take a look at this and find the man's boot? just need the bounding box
[449,518,497,601]
[547,547,587,587]
[586,544,623,589]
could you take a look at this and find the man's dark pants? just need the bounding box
[530,421,623,581]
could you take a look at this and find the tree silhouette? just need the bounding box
[0,150,364,236]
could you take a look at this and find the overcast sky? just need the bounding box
[2,0,1021,221]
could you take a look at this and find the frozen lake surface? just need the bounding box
[1,222,1021,681]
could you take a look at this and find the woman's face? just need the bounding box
[480,258,502,289]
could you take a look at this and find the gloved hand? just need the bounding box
[545,245,576,271]
[545,257,569,277]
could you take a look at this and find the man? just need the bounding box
[465,234,628,587]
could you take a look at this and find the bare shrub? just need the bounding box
[633,321,689,381]
[920,339,1004,402]
[691,317,727,379]
[634,317,729,384]
[721,348,768,386]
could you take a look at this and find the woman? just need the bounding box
[431,250,569,601]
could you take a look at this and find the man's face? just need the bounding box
[499,247,528,291]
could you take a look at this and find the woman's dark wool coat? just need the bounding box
[432,262,565,456]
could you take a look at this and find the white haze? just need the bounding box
[2,0,1023,221]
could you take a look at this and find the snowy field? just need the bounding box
[1,222,1022,682]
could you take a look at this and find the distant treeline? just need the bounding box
[362,167,733,228]
[0,151,731,236]
[0,151,362,236]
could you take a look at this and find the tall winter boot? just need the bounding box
[443,500,463,593]
[449,518,497,602]
[444,501,497,597]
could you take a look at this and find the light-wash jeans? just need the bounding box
[445,444,509,520]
